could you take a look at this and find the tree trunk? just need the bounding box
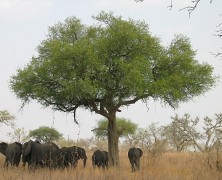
[107,114,119,167]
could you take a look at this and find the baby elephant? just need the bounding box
[128,147,143,172]
[92,150,108,169]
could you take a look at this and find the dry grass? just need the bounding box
[0,151,222,180]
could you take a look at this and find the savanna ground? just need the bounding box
[0,151,222,180]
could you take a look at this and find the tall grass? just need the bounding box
[0,151,222,180]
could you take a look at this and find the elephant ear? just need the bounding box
[24,140,32,156]
[137,148,143,157]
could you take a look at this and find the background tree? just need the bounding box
[92,117,138,140]
[0,110,15,127]
[163,114,201,151]
[10,11,216,166]
[163,113,222,152]
[7,125,28,143]
[138,123,167,165]
[56,137,94,150]
[28,126,63,143]
[124,132,141,149]
[200,114,222,152]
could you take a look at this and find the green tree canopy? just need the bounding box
[10,11,216,166]
[92,117,138,139]
[28,126,63,143]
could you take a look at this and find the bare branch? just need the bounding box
[91,128,108,132]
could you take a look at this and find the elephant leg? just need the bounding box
[83,158,87,167]
[73,159,78,168]
[135,159,140,170]
[102,163,105,170]
[105,161,108,169]
[92,161,96,168]
[4,158,9,169]
[130,159,135,172]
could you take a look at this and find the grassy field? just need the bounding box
[0,151,221,180]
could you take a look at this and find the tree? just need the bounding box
[28,126,63,143]
[92,117,138,139]
[201,114,222,152]
[163,114,201,151]
[7,125,28,143]
[165,113,222,171]
[163,113,222,152]
[10,11,216,166]
[137,123,167,165]
[0,110,15,126]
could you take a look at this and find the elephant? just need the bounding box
[22,140,62,169]
[76,147,87,167]
[92,150,108,169]
[0,142,22,168]
[128,147,143,172]
[60,146,87,168]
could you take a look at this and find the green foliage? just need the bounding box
[0,110,15,126]
[10,12,215,115]
[93,118,138,138]
[28,126,63,143]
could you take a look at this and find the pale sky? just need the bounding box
[0,0,221,142]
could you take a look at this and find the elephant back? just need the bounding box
[92,149,108,168]
[5,142,22,166]
[128,147,142,159]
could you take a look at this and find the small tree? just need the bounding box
[7,125,28,143]
[124,132,141,149]
[0,110,15,126]
[138,123,167,165]
[28,126,63,143]
[163,114,201,151]
[92,118,138,140]
[194,114,222,172]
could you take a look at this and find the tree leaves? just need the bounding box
[10,11,216,118]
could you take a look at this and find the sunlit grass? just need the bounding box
[1,151,222,180]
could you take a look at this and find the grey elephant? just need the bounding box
[60,146,87,168]
[128,147,143,172]
[76,147,87,167]
[22,140,62,169]
[0,142,22,168]
[92,150,108,169]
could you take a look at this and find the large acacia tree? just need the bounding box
[10,11,215,166]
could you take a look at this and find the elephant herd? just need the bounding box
[0,141,143,172]
[0,140,87,170]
